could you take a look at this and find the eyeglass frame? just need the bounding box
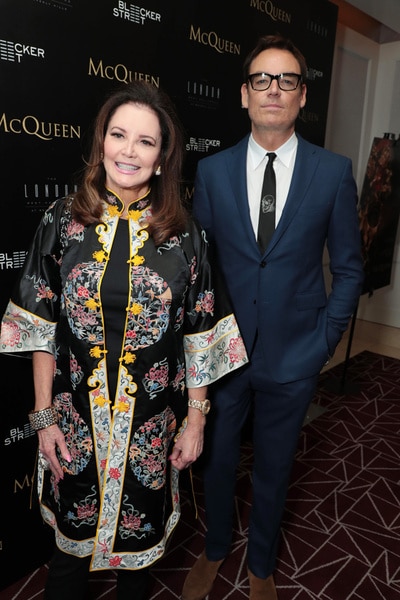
[247,72,303,92]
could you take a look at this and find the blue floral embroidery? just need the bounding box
[126,266,171,349]
[63,262,104,343]
[129,408,176,490]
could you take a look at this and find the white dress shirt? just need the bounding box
[246,132,298,236]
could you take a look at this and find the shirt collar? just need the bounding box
[248,132,298,170]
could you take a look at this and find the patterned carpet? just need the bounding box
[2,350,400,600]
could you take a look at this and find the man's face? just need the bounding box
[241,48,307,137]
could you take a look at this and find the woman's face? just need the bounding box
[103,102,162,203]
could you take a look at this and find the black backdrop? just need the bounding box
[0,0,338,588]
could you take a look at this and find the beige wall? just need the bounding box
[324,24,400,328]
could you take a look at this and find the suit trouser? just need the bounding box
[203,335,318,578]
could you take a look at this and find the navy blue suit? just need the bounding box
[193,134,364,577]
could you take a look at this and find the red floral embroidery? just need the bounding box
[77,503,97,520]
[109,556,122,567]
[228,337,247,363]
[109,468,121,480]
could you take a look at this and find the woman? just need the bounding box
[0,81,248,599]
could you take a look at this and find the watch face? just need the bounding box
[188,398,211,415]
[203,399,211,415]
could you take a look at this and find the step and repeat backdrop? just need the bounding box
[0,0,338,588]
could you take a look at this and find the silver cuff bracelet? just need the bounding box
[28,406,58,431]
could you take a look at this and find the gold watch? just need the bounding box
[188,398,211,416]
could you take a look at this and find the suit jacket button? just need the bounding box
[260,260,266,268]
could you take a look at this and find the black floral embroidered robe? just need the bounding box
[0,190,248,571]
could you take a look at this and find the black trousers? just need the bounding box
[44,547,150,600]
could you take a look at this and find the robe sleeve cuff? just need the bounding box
[0,300,56,356]
[184,313,248,388]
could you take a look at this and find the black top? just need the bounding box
[101,218,130,400]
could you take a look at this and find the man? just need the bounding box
[182,35,364,600]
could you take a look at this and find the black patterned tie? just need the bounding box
[257,152,276,253]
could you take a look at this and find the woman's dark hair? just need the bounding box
[72,80,187,245]
[242,34,308,82]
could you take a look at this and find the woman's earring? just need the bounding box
[155,166,161,176]
[100,152,104,160]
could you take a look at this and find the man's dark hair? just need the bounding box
[242,34,308,82]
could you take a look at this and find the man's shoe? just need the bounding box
[248,569,278,599]
[182,551,224,600]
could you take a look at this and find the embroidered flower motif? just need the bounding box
[77,502,97,520]
[53,393,94,477]
[26,275,58,304]
[130,303,143,315]
[125,266,171,350]
[66,220,85,241]
[193,290,214,316]
[206,331,216,344]
[70,352,84,390]
[77,286,89,298]
[171,362,185,392]
[188,364,200,380]
[189,256,198,284]
[143,358,169,399]
[109,467,122,480]
[123,515,141,530]
[0,321,20,347]
[129,407,176,490]
[109,556,123,567]
[64,263,103,343]
[119,500,154,540]
[228,337,247,363]
[36,283,55,301]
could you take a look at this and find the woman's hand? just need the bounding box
[169,413,205,470]
[32,351,71,482]
[37,425,71,483]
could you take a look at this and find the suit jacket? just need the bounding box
[193,134,364,383]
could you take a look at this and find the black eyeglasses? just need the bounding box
[247,72,302,91]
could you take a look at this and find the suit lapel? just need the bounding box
[266,136,320,254]
[226,136,259,249]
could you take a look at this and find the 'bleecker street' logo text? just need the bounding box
[113,1,161,24]
[0,39,45,63]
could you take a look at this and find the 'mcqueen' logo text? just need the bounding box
[0,113,80,141]
[249,0,291,24]
[88,57,160,86]
[190,26,240,55]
